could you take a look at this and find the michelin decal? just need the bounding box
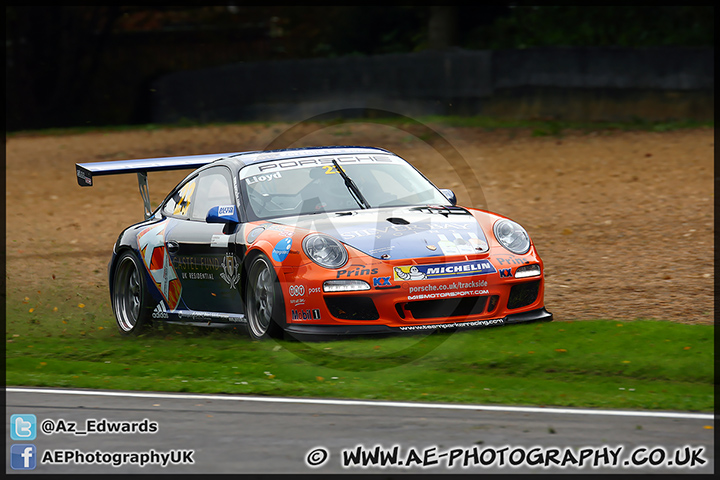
[394,260,496,282]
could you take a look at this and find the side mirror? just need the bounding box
[206,205,239,224]
[440,189,457,206]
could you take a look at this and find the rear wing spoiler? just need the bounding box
[75,152,243,219]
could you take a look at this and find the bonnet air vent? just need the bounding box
[386,217,410,225]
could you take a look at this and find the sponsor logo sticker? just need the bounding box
[76,169,92,185]
[496,255,531,266]
[220,253,240,289]
[336,266,379,278]
[272,237,292,262]
[218,205,235,217]
[393,260,496,281]
[291,308,321,321]
[211,235,229,248]
[289,284,305,296]
[152,302,169,319]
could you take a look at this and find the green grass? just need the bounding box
[5,117,714,411]
[5,305,714,412]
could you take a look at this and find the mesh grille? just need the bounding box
[324,296,380,321]
[405,296,488,319]
[507,281,540,310]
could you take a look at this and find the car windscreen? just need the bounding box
[239,154,451,220]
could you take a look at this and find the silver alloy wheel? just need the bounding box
[113,254,142,333]
[247,256,276,339]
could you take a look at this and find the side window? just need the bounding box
[162,177,197,219]
[189,168,234,221]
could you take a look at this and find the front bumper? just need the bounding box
[283,307,552,339]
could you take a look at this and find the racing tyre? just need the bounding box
[112,251,153,335]
[245,254,284,340]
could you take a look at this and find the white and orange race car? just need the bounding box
[76,146,551,340]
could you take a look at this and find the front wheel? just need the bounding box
[245,254,284,340]
[112,251,153,335]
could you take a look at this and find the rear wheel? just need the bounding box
[245,254,284,340]
[112,251,153,335]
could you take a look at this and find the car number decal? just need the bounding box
[173,180,196,216]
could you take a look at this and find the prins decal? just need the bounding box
[393,260,497,282]
[335,266,379,278]
[272,237,292,262]
[496,255,531,266]
[137,223,182,309]
[220,253,240,289]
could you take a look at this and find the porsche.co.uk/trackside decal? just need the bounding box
[137,223,182,309]
[393,259,496,282]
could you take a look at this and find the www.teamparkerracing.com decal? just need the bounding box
[393,259,496,282]
[398,318,504,331]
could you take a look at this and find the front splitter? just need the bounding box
[283,307,552,340]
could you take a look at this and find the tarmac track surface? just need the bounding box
[5,387,714,474]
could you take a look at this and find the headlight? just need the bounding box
[514,264,541,278]
[493,219,531,255]
[302,234,348,269]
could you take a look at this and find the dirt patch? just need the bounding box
[5,123,714,324]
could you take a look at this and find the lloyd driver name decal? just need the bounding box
[394,260,496,281]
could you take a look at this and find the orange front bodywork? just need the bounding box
[245,208,548,331]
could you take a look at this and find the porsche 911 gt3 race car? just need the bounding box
[76,146,552,340]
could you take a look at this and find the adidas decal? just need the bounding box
[152,302,168,319]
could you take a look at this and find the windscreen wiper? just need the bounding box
[332,159,371,209]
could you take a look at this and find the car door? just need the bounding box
[163,166,244,318]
